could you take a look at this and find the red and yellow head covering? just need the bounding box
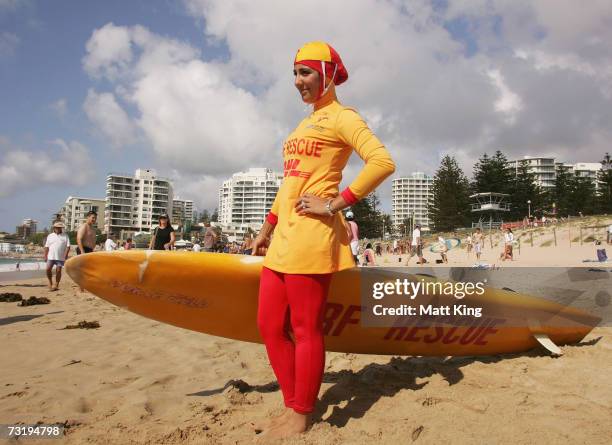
[294,41,348,98]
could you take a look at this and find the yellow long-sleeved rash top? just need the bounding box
[263,99,395,274]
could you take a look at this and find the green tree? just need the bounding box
[509,160,543,220]
[597,152,612,214]
[471,150,512,195]
[28,232,47,246]
[567,176,597,215]
[552,165,572,217]
[67,231,77,245]
[351,193,382,239]
[211,208,219,222]
[382,213,393,238]
[397,216,413,238]
[429,155,471,231]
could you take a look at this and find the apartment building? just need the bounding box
[392,172,434,230]
[510,156,602,191]
[16,218,38,239]
[58,196,105,231]
[172,198,195,228]
[218,168,282,229]
[571,162,602,188]
[105,169,173,235]
[508,156,556,189]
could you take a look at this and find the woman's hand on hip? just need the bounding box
[295,194,331,216]
[251,234,270,256]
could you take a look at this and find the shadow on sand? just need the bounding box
[188,337,599,428]
[0,314,44,326]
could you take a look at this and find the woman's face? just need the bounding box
[294,63,320,103]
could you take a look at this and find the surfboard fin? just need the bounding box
[533,333,563,356]
[528,317,563,356]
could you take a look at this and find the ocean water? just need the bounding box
[0,258,46,272]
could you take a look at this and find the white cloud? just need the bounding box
[83,89,138,148]
[50,98,67,117]
[83,23,134,81]
[0,31,19,56]
[0,138,95,197]
[487,69,522,124]
[170,172,224,211]
[82,20,283,204]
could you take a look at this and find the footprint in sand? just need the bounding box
[75,397,92,413]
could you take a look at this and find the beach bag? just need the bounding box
[597,249,607,262]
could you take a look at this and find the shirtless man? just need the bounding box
[77,211,97,255]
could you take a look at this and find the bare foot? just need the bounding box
[263,410,309,439]
[250,408,291,433]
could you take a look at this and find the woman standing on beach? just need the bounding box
[251,41,395,439]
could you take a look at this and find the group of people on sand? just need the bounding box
[43,210,101,291]
[465,227,515,262]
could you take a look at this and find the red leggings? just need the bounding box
[257,267,332,414]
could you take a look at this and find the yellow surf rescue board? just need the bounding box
[65,251,600,356]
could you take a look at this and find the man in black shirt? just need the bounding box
[149,214,176,250]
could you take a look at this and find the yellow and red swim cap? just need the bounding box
[294,41,348,96]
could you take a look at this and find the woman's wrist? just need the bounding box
[258,221,275,239]
[330,196,348,215]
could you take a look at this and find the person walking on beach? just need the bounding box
[250,41,395,439]
[473,227,484,261]
[345,210,359,264]
[76,211,97,255]
[408,224,425,265]
[438,235,448,263]
[44,222,70,291]
[466,234,473,256]
[149,214,175,250]
[104,234,117,251]
[362,242,377,266]
[202,222,217,253]
[500,227,514,261]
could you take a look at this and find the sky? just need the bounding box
[1,0,611,232]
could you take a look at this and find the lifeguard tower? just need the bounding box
[470,193,511,229]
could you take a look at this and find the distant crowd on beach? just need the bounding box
[30,205,612,293]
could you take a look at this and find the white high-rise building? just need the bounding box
[571,162,602,189]
[392,172,434,230]
[508,156,556,189]
[59,196,105,231]
[510,156,602,191]
[105,169,173,235]
[172,198,194,227]
[218,168,283,229]
[16,218,38,239]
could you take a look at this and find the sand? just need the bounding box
[1,221,611,444]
